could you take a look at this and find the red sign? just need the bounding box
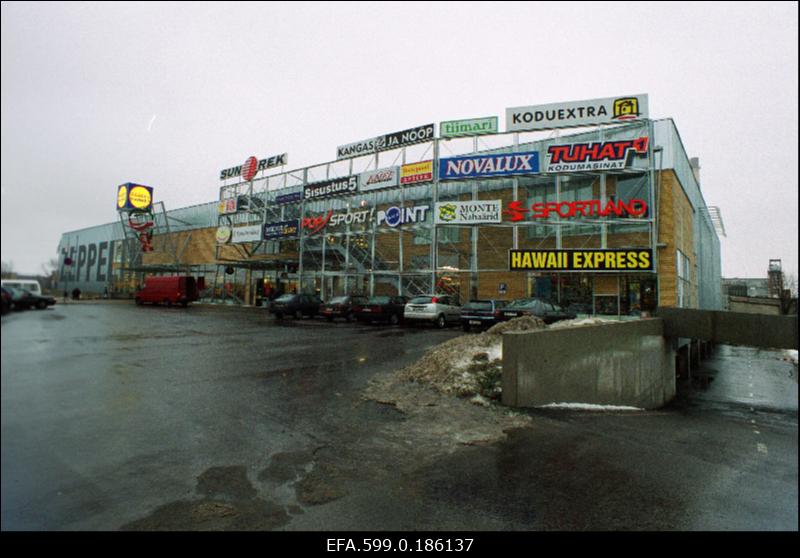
[546,137,648,172]
[504,199,648,221]
[242,156,259,181]
[301,210,333,235]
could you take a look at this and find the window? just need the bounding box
[677,249,691,308]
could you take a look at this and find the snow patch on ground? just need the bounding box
[783,349,798,365]
[539,402,644,411]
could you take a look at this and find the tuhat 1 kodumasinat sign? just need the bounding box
[506,94,649,132]
[117,183,154,211]
[440,116,498,138]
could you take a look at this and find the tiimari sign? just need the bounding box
[509,249,653,271]
[546,137,649,172]
[504,199,648,220]
[440,116,498,138]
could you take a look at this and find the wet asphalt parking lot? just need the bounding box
[1,301,797,531]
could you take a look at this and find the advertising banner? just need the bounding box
[216,226,232,244]
[263,219,299,240]
[231,224,263,244]
[439,151,539,180]
[435,201,502,224]
[545,137,649,173]
[509,249,653,272]
[218,198,238,214]
[275,191,302,205]
[219,153,288,180]
[376,205,430,227]
[359,166,399,192]
[117,183,154,212]
[440,116,498,138]
[503,199,648,221]
[506,94,649,132]
[337,124,435,160]
[303,175,358,201]
[400,160,433,185]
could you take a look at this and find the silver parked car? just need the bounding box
[403,294,461,328]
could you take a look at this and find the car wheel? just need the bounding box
[275,312,283,319]
[164,299,172,307]
[462,322,470,332]
[135,298,143,306]
[36,300,46,309]
[294,309,303,320]
[389,313,399,326]
[436,314,446,329]
[346,313,355,323]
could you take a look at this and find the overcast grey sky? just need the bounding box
[1,1,797,279]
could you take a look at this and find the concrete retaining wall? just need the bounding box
[655,308,798,349]
[502,319,675,410]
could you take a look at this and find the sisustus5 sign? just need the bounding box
[439,151,540,180]
[303,175,358,201]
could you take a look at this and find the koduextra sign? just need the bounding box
[337,124,435,160]
[509,249,653,272]
[359,166,399,192]
[545,137,649,172]
[219,153,288,181]
[303,175,359,201]
[506,94,649,132]
[439,152,539,180]
[435,201,502,224]
[440,116,498,138]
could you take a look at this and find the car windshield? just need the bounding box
[275,294,296,302]
[506,298,535,308]
[329,296,349,304]
[367,296,390,304]
[464,301,493,310]
[409,296,434,304]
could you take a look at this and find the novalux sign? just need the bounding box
[509,249,653,272]
[506,94,649,132]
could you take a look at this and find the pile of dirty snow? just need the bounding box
[548,317,617,330]
[782,349,798,366]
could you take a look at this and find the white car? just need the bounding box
[403,294,461,328]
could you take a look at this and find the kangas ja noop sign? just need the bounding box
[336,124,435,160]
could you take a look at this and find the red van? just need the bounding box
[135,276,200,307]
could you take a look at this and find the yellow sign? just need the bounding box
[509,249,653,271]
[117,185,128,209]
[400,160,433,185]
[129,186,152,209]
[613,97,640,120]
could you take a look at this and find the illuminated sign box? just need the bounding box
[117,183,154,212]
[509,249,653,272]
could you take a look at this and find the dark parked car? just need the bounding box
[319,295,369,322]
[355,295,409,325]
[499,298,576,324]
[4,286,55,310]
[460,299,508,331]
[269,293,322,319]
[565,302,593,315]
[1,287,12,314]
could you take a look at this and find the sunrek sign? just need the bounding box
[439,151,539,180]
[546,137,649,172]
[435,201,502,224]
[219,153,288,180]
[506,95,649,132]
[440,116,498,138]
[336,124,435,160]
[359,166,399,192]
[303,175,358,201]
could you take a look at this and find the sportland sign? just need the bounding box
[506,94,649,132]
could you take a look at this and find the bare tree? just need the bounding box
[1,260,14,279]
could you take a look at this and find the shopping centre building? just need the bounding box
[56,94,724,315]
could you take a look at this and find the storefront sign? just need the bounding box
[231,224,263,244]
[219,153,288,180]
[301,208,374,234]
[264,219,299,240]
[303,175,358,201]
[546,137,649,172]
[435,200,502,224]
[509,249,653,271]
[439,152,539,180]
[504,199,648,221]
[359,166,399,192]
[301,211,332,235]
[506,95,649,132]
[376,205,430,227]
[440,116,498,138]
[275,191,302,205]
[216,226,232,244]
[336,124,435,160]
[117,183,154,212]
[218,198,238,214]
[400,160,433,185]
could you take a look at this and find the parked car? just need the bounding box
[269,293,322,319]
[135,276,199,307]
[1,287,13,314]
[460,299,508,331]
[500,298,576,324]
[404,294,461,328]
[1,279,42,296]
[355,295,409,325]
[4,286,38,310]
[21,289,56,309]
[565,302,593,316]
[319,295,369,322]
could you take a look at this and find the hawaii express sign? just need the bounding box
[506,94,649,132]
[336,124,435,160]
[509,249,653,272]
[435,200,502,224]
[546,137,649,172]
[439,151,539,180]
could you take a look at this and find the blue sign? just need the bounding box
[439,151,539,180]
[275,191,302,205]
[264,219,299,240]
